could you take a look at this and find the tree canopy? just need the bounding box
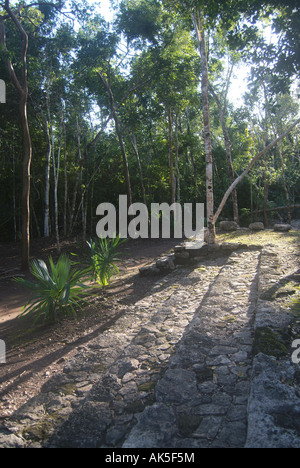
[0,0,299,266]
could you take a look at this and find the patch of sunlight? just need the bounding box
[217,229,300,249]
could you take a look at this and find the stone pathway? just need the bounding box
[123,249,260,449]
[0,242,299,448]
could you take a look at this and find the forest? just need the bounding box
[1,0,300,450]
[0,0,299,270]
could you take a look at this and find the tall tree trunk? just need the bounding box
[250,180,254,223]
[53,138,61,253]
[192,10,215,243]
[255,176,262,221]
[113,109,133,207]
[262,85,270,227]
[43,88,51,238]
[31,202,41,238]
[185,110,198,203]
[175,114,181,203]
[20,93,32,270]
[12,128,17,242]
[50,106,62,252]
[0,2,32,270]
[63,121,68,236]
[168,108,176,205]
[278,146,291,224]
[43,124,51,237]
[69,117,82,235]
[263,177,269,227]
[209,84,239,224]
[131,133,147,206]
[98,72,133,207]
[82,143,89,241]
[262,123,269,227]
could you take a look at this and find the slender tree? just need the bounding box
[0,1,33,269]
[191,9,216,242]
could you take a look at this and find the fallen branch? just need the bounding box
[254,204,300,214]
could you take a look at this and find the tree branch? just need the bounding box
[213,118,300,224]
[0,17,24,95]
[1,0,29,94]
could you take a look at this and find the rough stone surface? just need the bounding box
[246,354,300,448]
[249,222,265,231]
[219,221,238,232]
[273,224,292,232]
[139,264,161,277]
[122,404,177,448]
[0,432,26,448]
[0,241,299,448]
[245,244,300,448]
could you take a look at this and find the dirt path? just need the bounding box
[0,237,180,417]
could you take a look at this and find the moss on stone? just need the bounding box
[23,419,54,442]
[221,315,237,323]
[262,282,298,302]
[253,327,289,358]
[59,382,77,396]
[138,381,157,392]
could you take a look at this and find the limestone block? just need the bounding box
[139,264,161,277]
[220,221,238,232]
[273,224,292,232]
[249,222,265,231]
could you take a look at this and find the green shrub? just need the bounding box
[14,254,89,324]
[82,236,126,287]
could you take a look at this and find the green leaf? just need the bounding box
[16,255,88,325]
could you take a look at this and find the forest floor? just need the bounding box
[0,223,299,447]
[0,237,183,417]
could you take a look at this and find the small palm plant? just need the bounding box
[14,254,89,324]
[83,236,126,287]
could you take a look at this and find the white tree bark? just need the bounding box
[192,10,216,243]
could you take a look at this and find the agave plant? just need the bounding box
[83,236,126,287]
[14,254,89,324]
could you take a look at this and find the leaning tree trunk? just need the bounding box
[213,118,300,225]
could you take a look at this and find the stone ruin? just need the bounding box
[139,239,260,277]
[139,222,293,278]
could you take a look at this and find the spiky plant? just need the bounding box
[83,236,126,287]
[14,254,89,324]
